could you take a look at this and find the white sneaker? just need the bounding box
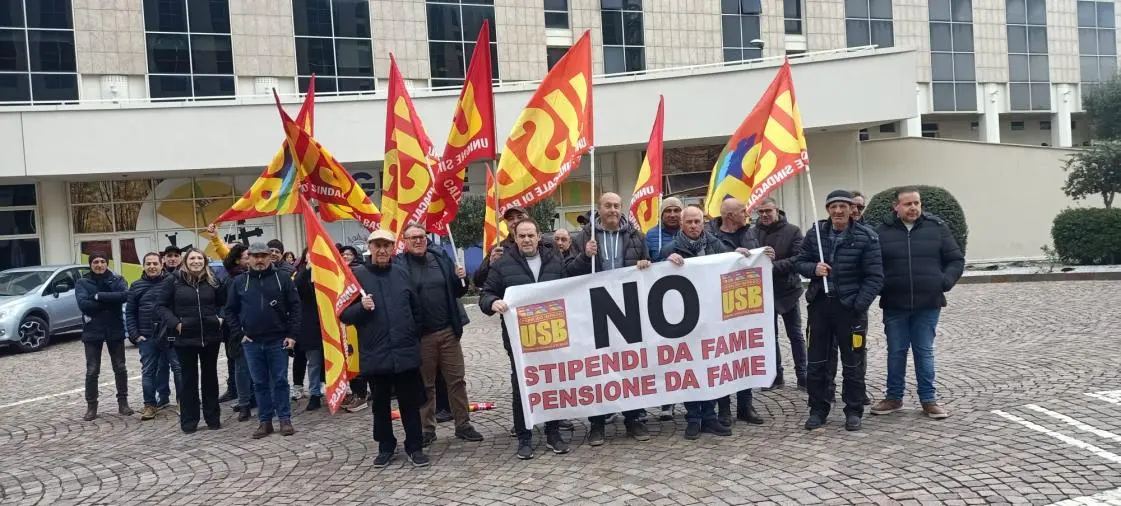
[291,385,305,401]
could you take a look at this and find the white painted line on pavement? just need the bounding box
[1046,486,1121,505]
[992,410,1121,465]
[1025,404,1121,444]
[0,356,227,411]
[1085,391,1121,406]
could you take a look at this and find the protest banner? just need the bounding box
[501,251,775,427]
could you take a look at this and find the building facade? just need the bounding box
[0,0,1107,276]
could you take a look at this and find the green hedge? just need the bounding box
[1051,208,1121,265]
[863,186,969,254]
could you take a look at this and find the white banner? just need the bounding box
[501,251,776,427]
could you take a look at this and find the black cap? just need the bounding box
[88,251,109,265]
[162,245,180,256]
[825,189,856,207]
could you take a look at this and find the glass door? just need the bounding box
[75,234,154,284]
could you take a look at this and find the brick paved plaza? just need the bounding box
[0,281,1119,505]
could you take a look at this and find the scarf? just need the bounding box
[675,230,720,257]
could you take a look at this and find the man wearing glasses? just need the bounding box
[752,198,807,391]
[851,191,866,223]
[396,224,484,447]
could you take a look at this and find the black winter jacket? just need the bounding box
[341,262,423,375]
[226,265,301,341]
[875,212,965,310]
[75,271,128,343]
[126,272,168,344]
[795,219,884,313]
[395,246,469,338]
[705,217,761,251]
[751,216,805,314]
[293,266,323,348]
[472,234,555,287]
[153,271,228,348]
[567,219,649,274]
[479,245,571,349]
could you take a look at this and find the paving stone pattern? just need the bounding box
[0,281,1120,505]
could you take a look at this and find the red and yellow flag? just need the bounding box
[495,30,593,214]
[214,78,316,222]
[628,96,665,234]
[274,91,381,230]
[482,163,507,253]
[298,195,362,414]
[430,19,497,234]
[382,54,439,251]
[704,60,809,216]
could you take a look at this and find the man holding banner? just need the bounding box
[480,218,573,460]
[795,190,883,432]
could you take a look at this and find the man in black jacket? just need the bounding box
[161,245,182,274]
[752,198,806,390]
[796,190,884,432]
[566,192,654,445]
[76,252,133,421]
[705,198,766,427]
[128,252,182,420]
[227,242,301,439]
[396,224,484,446]
[870,189,964,420]
[480,218,572,461]
[341,229,430,468]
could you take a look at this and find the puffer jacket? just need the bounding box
[706,217,761,251]
[645,224,680,261]
[126,272,168,343]
[293,266,323,348]
[750,216,805,314]
[567,218,649,274]
[153,271,227,348]
[226,265,301,341]
[394,245,470,338]
[472,234,555,287]
[875,212,965,310]
[479,245,571,349]
[795,219,884,313]
[75,270,129,343]
[341,261,423,375]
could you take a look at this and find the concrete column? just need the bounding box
[278,214,303,254]
[614,150,641,210]
[900,85,925,137]
[38,180,73,265]
[1052,83,1075,148]
[980,82,1003,143]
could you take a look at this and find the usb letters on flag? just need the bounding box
[382,54,439,251]
[495,31,593,214]
[430,19,496,234]
[628,96,664,234]
[299,195,361,414]
[704,60,809,217]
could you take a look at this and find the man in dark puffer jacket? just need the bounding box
[796,190,883,432]
[870,189,964,420]
[481,218,574,461]
[127,252,183,420]
[342,229,430,469]
[76,252,133,421]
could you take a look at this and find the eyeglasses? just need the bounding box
[855,205,866,211]
[405,235,427,242]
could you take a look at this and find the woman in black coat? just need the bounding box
[152,248,228,433]
[293,248,325,410]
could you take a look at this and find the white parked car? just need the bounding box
[0,265,91,352]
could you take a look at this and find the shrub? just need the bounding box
[1051,207,1121,265]
[863,185,969,254]
[448,196,559,247]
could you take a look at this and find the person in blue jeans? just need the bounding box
[127,252,183,420]
[220,243,256,421]
[226,242,301,439]
[870,188,964,420]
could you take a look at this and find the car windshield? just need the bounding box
[0,271,53,296]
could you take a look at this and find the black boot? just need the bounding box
[118,399,134,416]
[217,389,237,403]
[238,405,252,422]
[83,402,98,421]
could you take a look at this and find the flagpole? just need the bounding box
[589,148,596,274]
[802,169,829,294]
[657,192,663,256]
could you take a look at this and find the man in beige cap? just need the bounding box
[646,196,683,261]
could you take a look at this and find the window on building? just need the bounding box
[0,184,40,270]
[879,122,896,133]
[0,0,78,104]
[844,0,893,48]
[293,0,375,94]
[1006,0,1050,111]
[1010,120,1025,130]
[547,46,568,70]
[143,0,234,100]
[1077,0,1117,96]
[921,122,939,138]
[928,0,977,111]
[1040,120,1051,130]
[544,0,568,29]
[722,0,763,62]
[784,0,803,35]
[601,0,645,74]
[427,0,499,88]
